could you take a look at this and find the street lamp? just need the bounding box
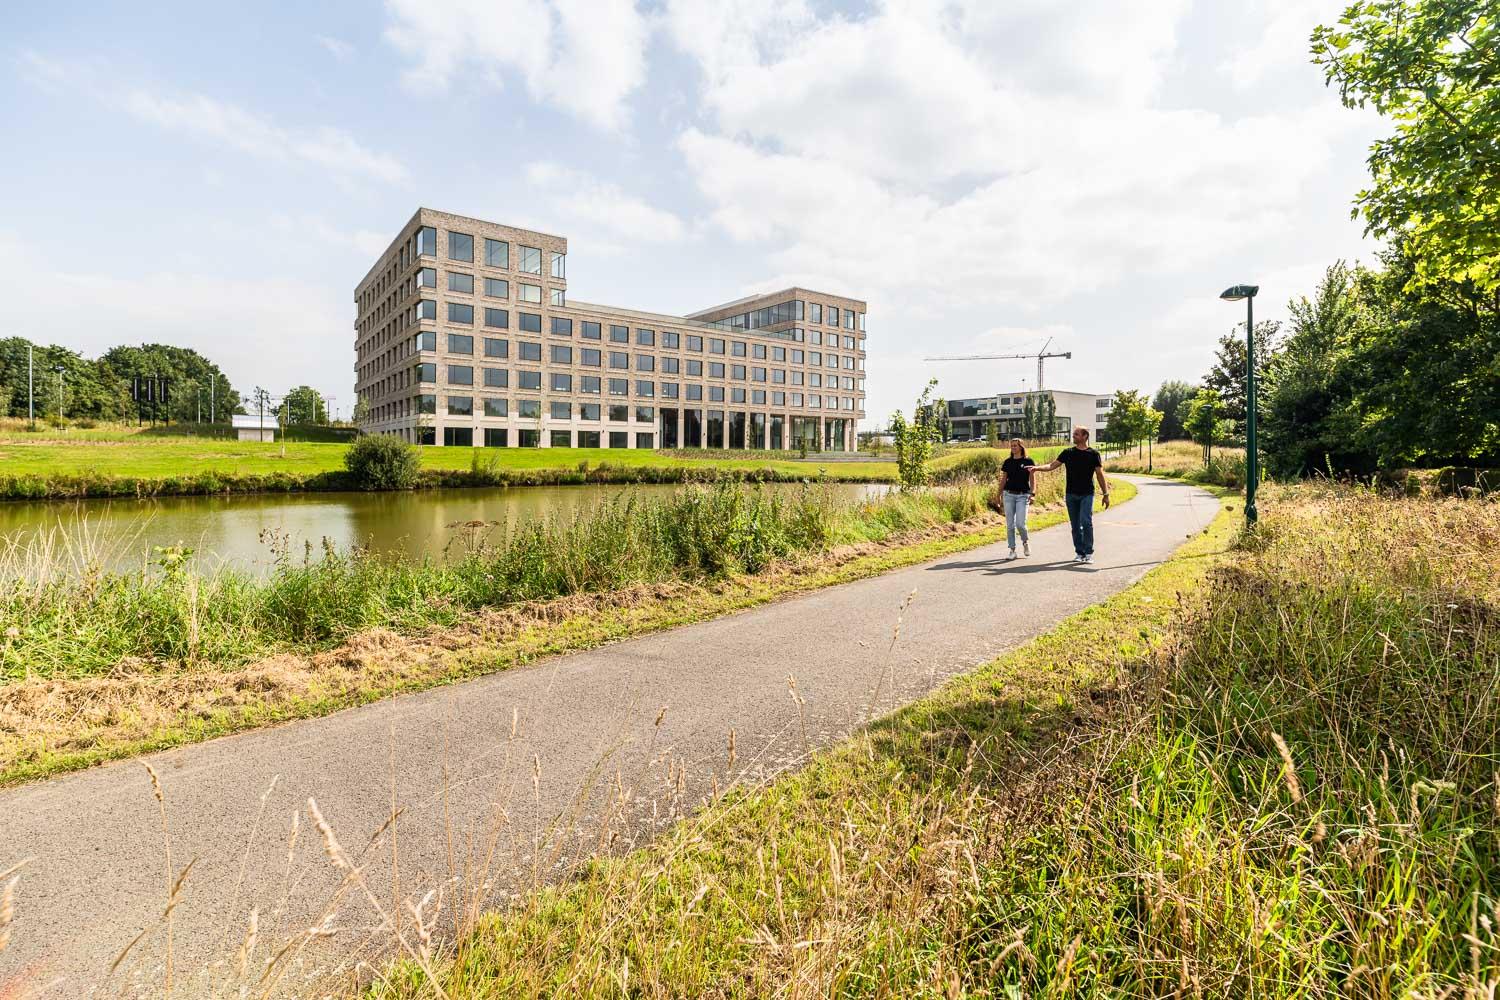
[1219,284,1260,524]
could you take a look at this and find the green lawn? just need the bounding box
[0,435,895,481]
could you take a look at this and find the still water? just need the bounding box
[0,482,889,576]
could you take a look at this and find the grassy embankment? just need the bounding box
[1106,438,1248,487]
[0,470,1123,785]
[357,482,1499,998]
[0,424,896,500]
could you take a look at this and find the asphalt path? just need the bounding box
[0,476,1216,997]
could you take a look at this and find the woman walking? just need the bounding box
[1000,438,1034,560]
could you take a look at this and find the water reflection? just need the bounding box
[0,483,888,576]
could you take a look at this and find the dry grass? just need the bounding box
[1106,439,1248,486]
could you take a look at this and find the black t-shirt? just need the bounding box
[1001,456,1035,493]
[1058,447,1103,494]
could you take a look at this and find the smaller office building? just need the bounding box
[946,389,1114,442]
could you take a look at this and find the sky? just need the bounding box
[2,0,1384,424]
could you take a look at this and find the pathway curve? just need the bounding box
[0,476,1217,997]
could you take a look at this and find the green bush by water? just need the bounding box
[345,434,422,490]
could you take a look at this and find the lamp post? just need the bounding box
[1219,284,1260,524]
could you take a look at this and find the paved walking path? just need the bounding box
[0,477,1216,997]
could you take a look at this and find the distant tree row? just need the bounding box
[0,338,242,423]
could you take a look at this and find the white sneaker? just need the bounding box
[1022,541,1030,557]
[1081,554,1094,564]
[1007,549,1017,560]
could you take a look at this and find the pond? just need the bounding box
[0,482,890,577]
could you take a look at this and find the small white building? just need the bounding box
[231,413,277,441]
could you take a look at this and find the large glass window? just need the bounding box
[417,267,436,288]
[582,321,601,340]
[485,238,509,268]
[609,404,629,422]
[827,306,839,327]
[443,427,473,447]
[449,232,473,262]
[772,346,786,361]
[609,431,628,448]
[448,272,474,294]
[845,311,856,330]
[518,341,542,362]
[709,362,725,378]
[662,331,679,349]
[579,431,601,449]
[609,325,629,343]
[709,338,725,355]
[518,370,542,390]
[447,364,473,385]
[686,384,703,401]
[416,363,436,383]
[551,345,573,364]
[636,355,655,372]
[609,351,629,369]
[448,303,474,325]
[550,252,566,278]
[578,402,599,420]
[416,331,436,352]
[484,427,508,446]
[752,343,767,359]
[484,277,508,298]
[635,380,655,397]
[686,359,703,376]
[581,348,602,366]
[550,401,571,419]
[636,406,654,422]
[418,393,436,413]
[608,378,628,396]
[518,399,541,418]
[660,382,679,399]
[447,395,473,415]
[550,288,566,307]
[448,333,473,354]
[752,367,766,382]
[581,375,601,393]
[551,373,572,392]
[417,299,437,321]
[550,430,572,448]
[520,246,542,274]
[416,226,437,256]
[636,329,656,347]
[551,317,573,337]
[484,308,509,329]
[518,428,540,447]
[731,365,746,380]
[731,341,747,357]
[483,367,508,387]
[809,302,822,324]
[662,357,679,374]
[519,283,542,304]
[636,432,654,449]
[709,386,725,402]
[519,312,542,333]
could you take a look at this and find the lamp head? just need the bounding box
[1220,284,1259,301]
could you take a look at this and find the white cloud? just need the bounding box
[383,0,649,130]
[19,51,404,182]
[270,213,390,257]
[317,35,355,61]
[1219,0,1345,90]
[524,162,689,246]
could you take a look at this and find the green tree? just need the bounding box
[280,385,327,424]
[100,344,240,423]
[1021,395,1037,440]
[890,379,944,490]
[345,434,421,490]
[1105,390,1151,456]
[1260,262,1376,477]
[984,418,1000,448]
[1037,393,1057,439]
[1152,380,1196,440]
[1312,1,1500,302]
[1183,389,1225,463]
[1202,322,1279,437]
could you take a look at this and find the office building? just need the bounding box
[945,389,1114,441]
[354,209,867,450]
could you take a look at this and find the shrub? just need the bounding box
[343,434,421,490]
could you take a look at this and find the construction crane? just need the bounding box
[924,336,1073,390]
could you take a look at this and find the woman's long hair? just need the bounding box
[1008,438,1027,458]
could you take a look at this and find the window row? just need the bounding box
[429,427,655,449]
[414,226,564,279]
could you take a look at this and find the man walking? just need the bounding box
[1031,427,1110,563]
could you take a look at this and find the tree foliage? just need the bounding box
[1313,1,1500,302]
[1152,380,1197,440]
[890,379,945,490]
[0,338,240,422]
[344,434,421,490]
[1202,322,1279,437]
[1183,389,1226,464]
[280,385,328,425]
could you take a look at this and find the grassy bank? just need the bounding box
[1106,438,1247,488]
[0,432,896,500]
[0,473,1120,784]
[360,482,1498,998]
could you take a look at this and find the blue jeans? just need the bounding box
[1065,493,1095,556]
[1002,491,1030,550]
